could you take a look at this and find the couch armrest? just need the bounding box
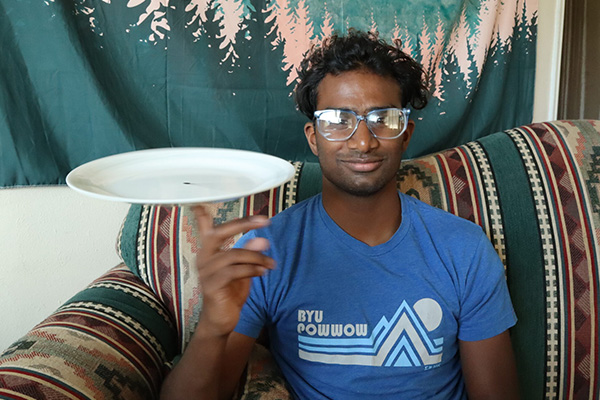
[0,264,177,400]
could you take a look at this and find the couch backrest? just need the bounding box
[118,120,600,399]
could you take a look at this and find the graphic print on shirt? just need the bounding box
[297,298,443,367]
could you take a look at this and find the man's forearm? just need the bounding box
[159,323,230,400]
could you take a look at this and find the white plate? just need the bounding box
[66,148,295,204]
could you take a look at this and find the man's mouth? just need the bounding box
[340,158,384,172]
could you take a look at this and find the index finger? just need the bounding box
[192,204,215,235]
[192,206,270,253]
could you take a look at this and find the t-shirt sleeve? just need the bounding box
[458,234,517,341]
[232,230,269,339]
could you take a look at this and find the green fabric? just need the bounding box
[296,162,322,202]
[119,204,143,277]
[66,286,178,361]
[480,132,545,400]
[0,0,536,187]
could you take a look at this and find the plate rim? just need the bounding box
[66,147,296,204]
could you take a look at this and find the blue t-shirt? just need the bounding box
[234,193,516,399]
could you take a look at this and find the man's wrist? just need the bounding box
[193,316,235,342]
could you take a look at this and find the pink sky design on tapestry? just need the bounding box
[54,0,538,101]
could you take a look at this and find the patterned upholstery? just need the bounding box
[1,120,599,399]
[0,265,176,400]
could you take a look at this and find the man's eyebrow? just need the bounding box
[320,105,399,113]
[365,105,398,112]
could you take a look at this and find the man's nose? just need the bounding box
[347,120,379,152]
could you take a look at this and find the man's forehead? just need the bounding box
[315,70,403,110]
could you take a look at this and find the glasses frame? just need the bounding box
[313,107,411,142]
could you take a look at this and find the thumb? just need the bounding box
[243,237,270,252]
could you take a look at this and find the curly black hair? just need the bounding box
[294,29,429,120]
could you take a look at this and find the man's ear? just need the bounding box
[400,120,416,153]
[304,121,319,156]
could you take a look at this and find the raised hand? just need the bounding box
[193,206,275,337]
[159,206,273,400]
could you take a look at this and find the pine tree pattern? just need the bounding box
[45,0,536,101]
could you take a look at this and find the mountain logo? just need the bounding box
[297,299,443,367]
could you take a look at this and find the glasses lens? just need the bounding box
[366,109,406,138]
[316,110,356,140]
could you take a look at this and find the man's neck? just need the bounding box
[321,181,402,247]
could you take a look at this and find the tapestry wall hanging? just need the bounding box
[0,0,537,187]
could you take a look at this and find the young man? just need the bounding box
[160,30,519,399]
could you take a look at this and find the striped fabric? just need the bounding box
[0,265,176,400]
[1,121,599,399]
[503,121,600,400]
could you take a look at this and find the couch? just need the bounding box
[1,120,599,400]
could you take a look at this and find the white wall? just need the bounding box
[0,1,566,351]
[533,0,566,122]
[0,188,129,350]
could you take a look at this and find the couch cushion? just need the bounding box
[501,120,600,399]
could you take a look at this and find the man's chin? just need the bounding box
[331,181,387,197]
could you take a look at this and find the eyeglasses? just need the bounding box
[313,108,411,141]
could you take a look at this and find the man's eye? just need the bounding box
[325,120,349,129]
[368,115,386,125]
[325,118,349,125]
